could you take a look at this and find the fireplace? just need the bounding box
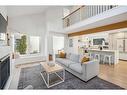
[0,55,10,89]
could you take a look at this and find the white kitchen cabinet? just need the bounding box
[117,39,124,52]
[109,31,127,60]
[124,32,127,38]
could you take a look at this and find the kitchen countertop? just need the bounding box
[88,49,119,64]
[88,49,118,53]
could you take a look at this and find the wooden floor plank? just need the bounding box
[99,60,127,89]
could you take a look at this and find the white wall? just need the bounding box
[47,32,68,55]
[46,7,63,33]
[0,6,7,20]
[68,36,79,54]
[53,36,64,53]
[8,13,47,56]
[45,7,68,55]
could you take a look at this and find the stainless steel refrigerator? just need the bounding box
[117,38,127,60]
[117,38,127,53]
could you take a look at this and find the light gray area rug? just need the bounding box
[18,65,124,89]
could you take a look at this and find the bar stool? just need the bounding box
[103,55,112,65]
[89,53,94,60]
[95,54,100,63]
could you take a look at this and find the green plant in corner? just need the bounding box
[16,35,27,54]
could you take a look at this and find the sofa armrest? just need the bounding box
[81,59,99,81]
[81,59,99,65]
[55,54,59,58]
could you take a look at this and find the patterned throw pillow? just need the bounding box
[59,52,66,58]
[81,56,90,63]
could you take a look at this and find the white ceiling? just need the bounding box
[7,6,50,18]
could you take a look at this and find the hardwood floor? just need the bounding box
[99,60,127,89]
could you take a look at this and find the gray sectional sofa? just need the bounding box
[55,53,99,82]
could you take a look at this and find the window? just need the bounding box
[30,36,40,54]
[0,33,6,41]
[0,33,6,46]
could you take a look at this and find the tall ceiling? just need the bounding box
[7,6,50,18]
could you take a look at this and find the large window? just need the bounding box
[0,33,6,46]
[30,36,40,54]
[13,33,40,55]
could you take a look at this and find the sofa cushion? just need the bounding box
[69,63,82,74]
[66,53,71,59]
[55,58,64,63]
[69,53,80,63]
[55,58,76,67]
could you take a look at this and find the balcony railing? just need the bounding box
[63,5,118,28]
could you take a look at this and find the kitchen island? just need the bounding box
[88,49,119,64]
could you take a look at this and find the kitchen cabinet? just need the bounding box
[109,31,127,60]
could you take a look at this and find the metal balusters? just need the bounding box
[85,6,88,19]
[90,6,92,17]
[100,6,103,13]
[105,6,109,11]
[63,5,118,28]
[95,6,98,15]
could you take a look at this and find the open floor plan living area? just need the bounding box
[1,5,127,90]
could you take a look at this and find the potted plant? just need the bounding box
[16,35,27,54]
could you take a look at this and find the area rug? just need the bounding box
[18,65,124,89]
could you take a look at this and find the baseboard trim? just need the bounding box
[119,59,127,61]
[15,60,46,68]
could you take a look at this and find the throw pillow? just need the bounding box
[59,52,66,58]
[81,56,90,63]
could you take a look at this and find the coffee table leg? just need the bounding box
[40,72,49,88]
[41,70,65,88]
[63,70,65,81]
[47,73,49,88]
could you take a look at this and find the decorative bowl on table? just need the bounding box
[47,61,55,67]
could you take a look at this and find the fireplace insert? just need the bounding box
[0,55,10,89]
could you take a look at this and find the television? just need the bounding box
[0,13,7,41]
[93,38,105,45]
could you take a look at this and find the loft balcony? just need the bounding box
[63,5,118,28]
[62,6,127,33]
